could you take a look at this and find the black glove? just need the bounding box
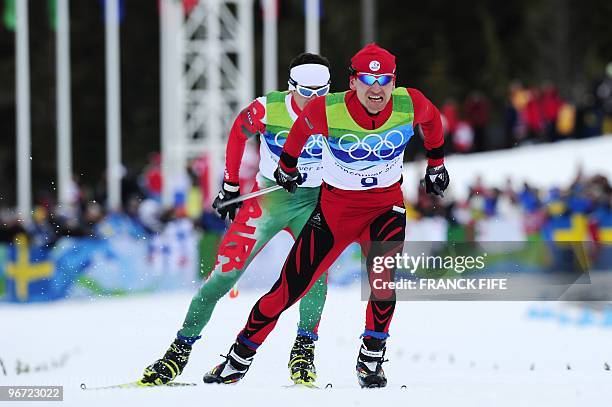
[424,164,449,197]
[273,165,303,194]
[212,182,241,221]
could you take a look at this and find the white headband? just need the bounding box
[288,63,330,90]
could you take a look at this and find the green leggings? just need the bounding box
[180,177,327,340]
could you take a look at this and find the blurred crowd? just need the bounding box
[410,168,612,242]
[439,64,612,153]
[0,150,254,247]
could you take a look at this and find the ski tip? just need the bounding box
[325,383,333,389]
[400,385,407,390]
[80,383,87,390]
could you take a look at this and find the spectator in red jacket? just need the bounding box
[464,90,490,152]
[524,87,545,142]
[541,83,564,141]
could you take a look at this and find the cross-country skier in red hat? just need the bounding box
[204,43,449,388]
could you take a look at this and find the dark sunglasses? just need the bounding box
[356,72,395,87]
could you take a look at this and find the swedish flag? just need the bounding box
[5,234,54,302]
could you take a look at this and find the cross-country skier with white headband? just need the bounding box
[140,53,333,388]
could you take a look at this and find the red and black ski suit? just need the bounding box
[236,89,444,349]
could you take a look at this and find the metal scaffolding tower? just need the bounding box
[161,0,254,207]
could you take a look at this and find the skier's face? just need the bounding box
[350,73,395,114]
[292,89,317,110]
[291,84,330,110]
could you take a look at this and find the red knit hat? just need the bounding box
[350,43,396,75]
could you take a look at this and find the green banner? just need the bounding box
[3,0,16,31]
[48,0,56,31]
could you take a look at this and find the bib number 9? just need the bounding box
[361,177,378,187]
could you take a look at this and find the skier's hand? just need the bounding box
[212,182,242,221]
[274,165,303,194]
[424,164,449,197]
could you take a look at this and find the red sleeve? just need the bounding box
[407,88,445,166]
[224,99,266,183]
[279,96,328,170]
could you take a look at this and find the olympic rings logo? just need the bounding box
[274,131,324,157]
[336,130,405,160]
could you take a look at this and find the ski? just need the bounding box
[283,382,334,390]
[80,381,197,391]
[283,383,320,390]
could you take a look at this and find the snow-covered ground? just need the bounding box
[3,287,612,406]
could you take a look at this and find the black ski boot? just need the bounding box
[356,337,388,388]
[140,338,193,385]
[288,335,317,387]
[203,341,255,384]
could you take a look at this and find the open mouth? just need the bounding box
[368,95,383,102]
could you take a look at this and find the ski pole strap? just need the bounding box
[214,185,283,209]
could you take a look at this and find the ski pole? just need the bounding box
[215,184,283,209]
